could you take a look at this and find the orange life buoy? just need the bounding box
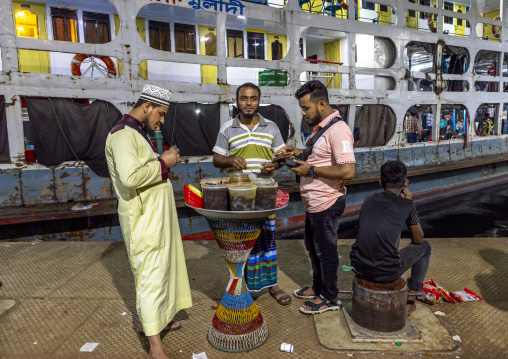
[338,0,358,11]
[71,54,117,78]
[427,13,437,33]
[492,15,501,38]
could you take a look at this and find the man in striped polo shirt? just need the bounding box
[212,82,292,306]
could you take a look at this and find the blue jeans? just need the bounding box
[396,240,431,291]
[406,133,418,143]
[304,197,345,302]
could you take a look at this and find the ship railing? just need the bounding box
[303,59,344,89]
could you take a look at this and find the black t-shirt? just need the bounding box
[350,190,420,282]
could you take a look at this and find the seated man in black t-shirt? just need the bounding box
[350,161,431,315]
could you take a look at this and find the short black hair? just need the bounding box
[295,80,329,104]
[380,161,407,189]
[133,99,162,110]
[236,82,261,99]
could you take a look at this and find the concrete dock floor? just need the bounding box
[0,238,507,358]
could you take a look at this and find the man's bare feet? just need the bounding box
[148,348,170,359]
[406,301,416,316]
[147,333,170,359]
[301,287,315,297]
[269,285,291,304]
[138,321,181,334]
[407,290,418,316]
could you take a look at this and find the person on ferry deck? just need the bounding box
[212,82,292,306]
[276,80,356,315]
[350,160,430,315]
[105,85,192,359]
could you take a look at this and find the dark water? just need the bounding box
[343,182,508,239]
[2,182,507,242]
[284,181,508,239]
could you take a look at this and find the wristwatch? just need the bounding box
[307,166,317,178]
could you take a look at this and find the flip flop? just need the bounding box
[270,289,292,306]
[299,299,341,315]
[293,286,317,299]
[138,321,182,335]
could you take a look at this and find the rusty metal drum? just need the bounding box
[351,276,408,332]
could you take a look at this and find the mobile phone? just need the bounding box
[285,159,300,168]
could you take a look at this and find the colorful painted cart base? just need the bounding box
[205,216,269,352]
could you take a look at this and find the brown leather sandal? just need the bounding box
[270,289,292,306]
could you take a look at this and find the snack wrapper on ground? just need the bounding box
[421,281,442,304]
[429,279,455,303]
[449,288,483,302]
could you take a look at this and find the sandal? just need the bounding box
[293,286,317,299]
[270,289,292,306]
[138,321,182,335]
[299,299,341,315]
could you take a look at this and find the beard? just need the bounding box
[143,109,158,134]
[241,111,256,120]
[306,110,322,127]
[237,102,258,120]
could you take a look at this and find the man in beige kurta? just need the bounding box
[105,84,192,359]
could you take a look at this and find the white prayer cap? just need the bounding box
[140,84,171,107]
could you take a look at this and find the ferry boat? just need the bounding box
[0,0,507,241]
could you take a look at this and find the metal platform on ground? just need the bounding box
[0,238,507,359]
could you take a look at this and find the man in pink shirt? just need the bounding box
[277,81,355,314]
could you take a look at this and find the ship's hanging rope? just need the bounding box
[106,102,113,129]
[49,98,80,162]
[170,102,178,147]
[159,101,178,149]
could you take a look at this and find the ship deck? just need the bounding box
[0,238,507,359]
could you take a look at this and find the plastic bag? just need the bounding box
[449,288,483,302]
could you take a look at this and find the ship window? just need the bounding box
[362,1,375,10]
[14,9,39,38]
[475,104,497,136]
[247,32,265,60]
[160,102,220,156]
[475,81,498,92]
[227,30,244,58]
[409,78,435,92]
[354,105,396,147]
[440,106,467,140]
[51,8,78,42]
[379,5,388,12]
[474,50,498,76]
[405,41,435,73]
[403,111,421,143]
[442,45,469,91]
[503,53,508,77]
[443,2,453,24]
[419,0,430,19]
[0,97,9,163]
[149,21,170,51]
[502,104,508,135]
[83,12,111,44]
[174,23,196,54]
